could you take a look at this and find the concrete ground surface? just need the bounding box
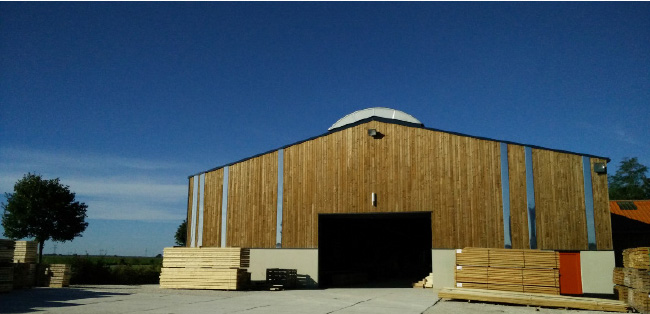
[0,285,616,314]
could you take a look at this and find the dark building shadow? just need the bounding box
[0,287,131,314]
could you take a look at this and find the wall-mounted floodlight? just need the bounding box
[594,163,607,174]
[368,129,378,137]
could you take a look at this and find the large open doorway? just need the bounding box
[318,212,432,288]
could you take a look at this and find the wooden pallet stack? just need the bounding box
[40,264,72,288]
[159,247,250,290]
[13,241,37,263]
[614,247,650,313]
[0,239,15,292]
[455,247,560,295]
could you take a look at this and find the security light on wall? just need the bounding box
[368,129,377,137]
[371,192,377,207]
[594,163,607,174]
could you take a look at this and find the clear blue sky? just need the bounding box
[1,2,648,256]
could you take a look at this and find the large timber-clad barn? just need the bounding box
[185,108,614,292]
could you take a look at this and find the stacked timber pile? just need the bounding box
[0,240,15,292]
[614,247,650,313]
[13,263,37,289]
[455,247,560,295]
[40,264,72,288]
[413,272,433,288]
[12,241,38,289]
[160,247,250,290]
[13,241,37,263]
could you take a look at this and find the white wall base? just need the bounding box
[249,249,318,287]
[580,251,615,294]
[432,249,456,289]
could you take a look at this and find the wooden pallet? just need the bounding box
[439,287,628,312]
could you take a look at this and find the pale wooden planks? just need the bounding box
[456,248,560,295]
[439,287,628,312]
[624,247,650,270]
[616,247,650,313]
[40,264,71,288]
[160,247,250,290]
[13,241,37,263]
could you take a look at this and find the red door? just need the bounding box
[559,252,582,295]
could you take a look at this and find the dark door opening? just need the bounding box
[318,212,432,288]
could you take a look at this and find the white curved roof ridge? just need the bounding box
[328,107,423,131]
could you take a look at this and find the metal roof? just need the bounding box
[328,107,423,131]
[610,200,650,225]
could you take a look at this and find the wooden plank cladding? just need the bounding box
[202,169,224,247]
[591,158,613,250]
[532,149,588,250]
[186,177,194,247]
[187,118,612,250]
[226,152,278,248]
[282,121,503,249]
[507,145,529,250]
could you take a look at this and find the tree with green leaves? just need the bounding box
[2,173,88,263]
[608,157,650,200]
[175,219,187,246]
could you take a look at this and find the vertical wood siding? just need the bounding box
[202,169,224,247]
[591,158,613,250]
[187,121,611,250]
[507,144,530,249]
[532,149,588,250]
[282,121,504,249]
[186,177,194,247]
[226,152,278,248]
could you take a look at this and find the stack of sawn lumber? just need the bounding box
[0,239,15,292]
[40,264,72,288]
[160,247,250,290]
[13,241,38,289]
[455,247,560,295]
[13,241,37,263]
[613,247,650,313]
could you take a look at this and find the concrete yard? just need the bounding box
[0,285,615,314]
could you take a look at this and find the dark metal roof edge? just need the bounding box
[188,118,610,178]
[421,126,611,162]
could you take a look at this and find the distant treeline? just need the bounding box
[42,254,162,285]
